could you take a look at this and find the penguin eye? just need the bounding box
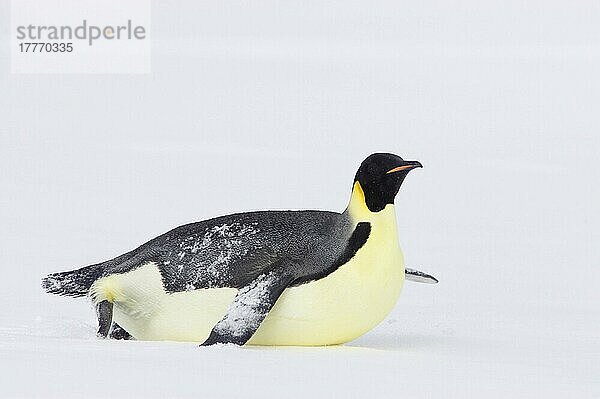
[367,164,379,175]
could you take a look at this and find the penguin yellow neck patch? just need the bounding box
[346,181,372,222]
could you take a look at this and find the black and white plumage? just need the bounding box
[42,153,437,346]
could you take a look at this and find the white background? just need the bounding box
[0,1,598,398]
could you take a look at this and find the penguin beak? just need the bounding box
[386,161,423,174]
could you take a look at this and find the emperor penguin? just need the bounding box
[42,153,437,346]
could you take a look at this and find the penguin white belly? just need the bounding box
[91,264,237,342]
[251,204,404,345]
[92,205,403,345]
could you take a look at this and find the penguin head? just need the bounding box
[354,153,422,212]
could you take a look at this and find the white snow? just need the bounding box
[1,0,599,397]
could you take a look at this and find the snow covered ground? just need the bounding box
[1,1,599,397]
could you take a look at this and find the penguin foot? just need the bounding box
[96,300,113,338]
[109,323,133,340]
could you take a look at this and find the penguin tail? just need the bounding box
[42,263,105,298]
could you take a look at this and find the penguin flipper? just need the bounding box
[405,267,438,284]
[201,268,295,346]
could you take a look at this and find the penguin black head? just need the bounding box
[354,153,422,212]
